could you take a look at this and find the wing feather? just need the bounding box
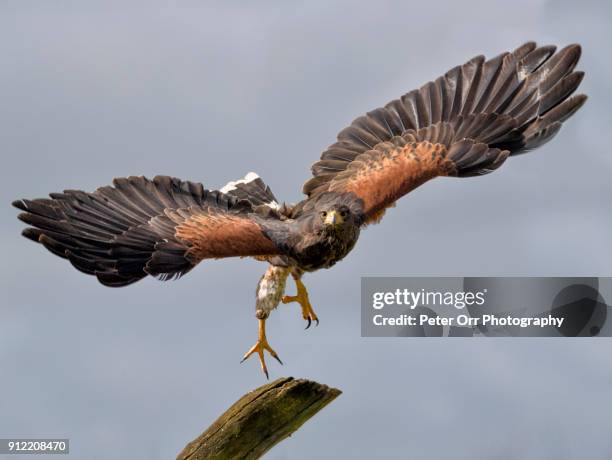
[303,42,586,224]
[14,176,282,287]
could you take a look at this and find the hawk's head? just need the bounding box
[316,204,358,232]
[296,191,365,235]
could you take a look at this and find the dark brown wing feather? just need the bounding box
[13,176,281,287]
[304,42,587,222]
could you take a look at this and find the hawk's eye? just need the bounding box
[340,210,348,218]
[320,211,327,218]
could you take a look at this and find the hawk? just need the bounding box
[13,42,586,377]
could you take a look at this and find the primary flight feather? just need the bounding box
[13,42,587,377]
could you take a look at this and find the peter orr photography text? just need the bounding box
[369,288,565,329]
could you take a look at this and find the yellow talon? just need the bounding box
[282,277,319,328]
[240,318,282,379]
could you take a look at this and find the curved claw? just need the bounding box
[303,317,320,329]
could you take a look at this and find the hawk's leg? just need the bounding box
[241,264,289,378]
[240,317,282,379]
[282,270,319,329]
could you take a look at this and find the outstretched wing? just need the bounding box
[13,176,282,287]
[303,42,587,224]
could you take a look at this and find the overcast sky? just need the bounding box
[1,0,611,458]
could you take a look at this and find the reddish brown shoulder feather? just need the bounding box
[327,141,455,223]
[174,211,280,262]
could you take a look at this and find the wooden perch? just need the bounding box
[176,377,341,460]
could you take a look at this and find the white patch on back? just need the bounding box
[220,172,280,211]
[265,200,281,211]
[220,171,260,193]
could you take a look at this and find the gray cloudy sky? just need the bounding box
[1,0,611,458]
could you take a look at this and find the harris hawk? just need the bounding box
[14,42,587,377]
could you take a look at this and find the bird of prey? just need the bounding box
[14,42,586,377]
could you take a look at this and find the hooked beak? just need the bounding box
[324,210,343,227]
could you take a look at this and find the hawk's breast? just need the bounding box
[290,226,360,271]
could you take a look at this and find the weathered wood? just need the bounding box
[177,377,341,460]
